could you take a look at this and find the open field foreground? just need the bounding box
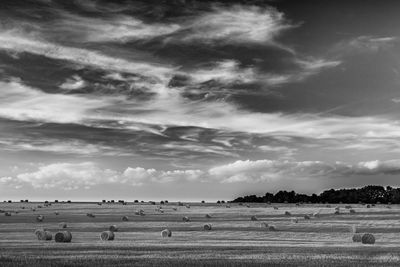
[1,202,400,266]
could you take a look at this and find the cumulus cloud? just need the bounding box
[3,159,400,189]
[209,159,400,183]
[0,162,205,189]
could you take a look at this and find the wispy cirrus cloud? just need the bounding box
[175,5,295,47]
[0,29,174,83]
[46,4,293,48]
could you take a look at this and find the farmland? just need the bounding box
[1,202,400,266]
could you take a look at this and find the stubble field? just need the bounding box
[1,201,400,266]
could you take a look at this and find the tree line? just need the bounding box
[231,185,400,204]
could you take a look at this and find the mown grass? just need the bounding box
[1,202,400,266]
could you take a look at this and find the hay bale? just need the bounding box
[352,234,362,242]
[204,223,212,231]
[36,215,44,222]
[334,210,340,215]
[361,233,375,244]
[182,216,190,222]
[345,205,352,209]
[334,206,340,211]
[59,222,67,229]
[86,213,95,218]
[161,229,172,237]
[100,231,115,241]
[366,204,371,208]
[205,214,212,219]
[55,231,72,243]
[54,211,59,215]
[313,212,321,218]
[4,212,11,216]
[122,216,129,221]
[109,225,118,232]
[36,230,52,241]
[186,205,190,209]
[34,228,45,236]
[273,206,279,210]
[251,215,258,221]
[268,225,276,231]
[349,209,356,214]
[304,215,311,220]
[284,211,291,216]
[246,204,251,208]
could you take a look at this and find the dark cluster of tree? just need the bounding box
[232,186,400,204]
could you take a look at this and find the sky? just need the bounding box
[1,0,400,201]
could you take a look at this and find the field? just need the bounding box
[1,202,400,266]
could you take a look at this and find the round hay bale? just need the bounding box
[122,216,129,221]
[352,234,362,242]
[54,211,59,215]
[86,213,95,218]
[349,209,356,214]
[313,212,321,218]
[345,205,352,209]
[59,222,67,229]
[273,206,279,210]
[304,215,311,220]
[36,230,52,241]
[100,231,115,241]
[366,204,371,208]
[361,233,375,244]
[55,231,72,243]
[260,222,268,228]
[36,215,44,222]
[246,204,251,208]
[205,214,212,219]
[251,215,258,221]
[268,225,276,231]
[182,216,190,222]
[4,212,11,216]
[34,228,44,236]
[334,210,340,215]
[161,229,172,237]
[334,206,340,211]
[186,205,190,209]
[204,223,212,231]
[284,211,291,216]
[109,225,118,232]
